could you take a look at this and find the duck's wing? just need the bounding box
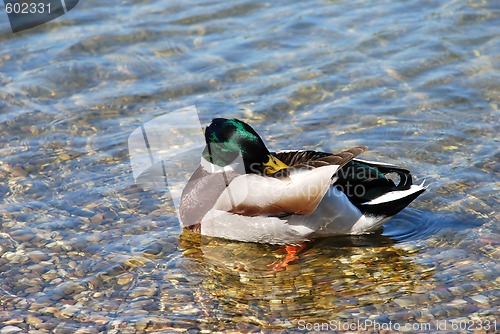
[272,146,367,169]
[334,158,426,217]
[212,165,340,216]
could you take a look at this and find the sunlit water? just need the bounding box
[0,0,499,332]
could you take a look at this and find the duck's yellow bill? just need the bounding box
[263,155,288,175]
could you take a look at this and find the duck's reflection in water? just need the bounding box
[175,230,435,329]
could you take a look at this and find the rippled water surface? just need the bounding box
[0,0,499,332]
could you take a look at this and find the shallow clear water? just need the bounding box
[0,0,499,332]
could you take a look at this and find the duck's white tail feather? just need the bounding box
[356,181,427,221]
[361,184,426,206]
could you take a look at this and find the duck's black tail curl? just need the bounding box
[333,158,426,218]
[334,159,414,204]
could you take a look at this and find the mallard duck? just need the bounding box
[180,118,426,245]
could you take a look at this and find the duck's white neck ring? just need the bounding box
[200,157,242,174]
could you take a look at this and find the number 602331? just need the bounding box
[5,2,51,14]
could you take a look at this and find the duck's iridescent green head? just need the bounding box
[203,118,288,175]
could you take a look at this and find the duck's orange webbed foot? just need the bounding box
[268,242,308,272]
